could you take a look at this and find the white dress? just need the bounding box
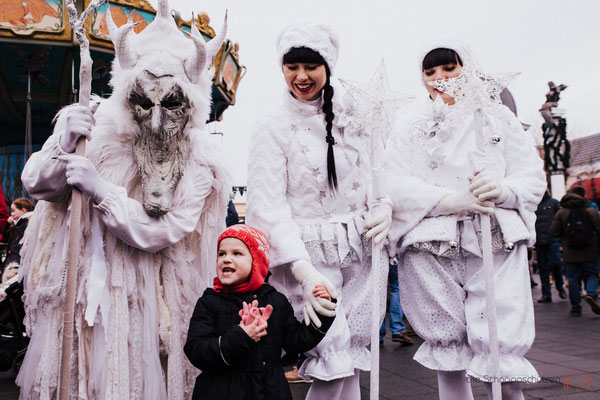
[17,98,229,400]
[385,96,546,381]
[246,90,387,380]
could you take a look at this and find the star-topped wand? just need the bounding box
[341,61,413,400]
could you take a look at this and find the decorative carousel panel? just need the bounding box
[0,0,71,40]
[213,40,245,105]
[85,0,157,48]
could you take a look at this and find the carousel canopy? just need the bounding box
[0,0,244,200]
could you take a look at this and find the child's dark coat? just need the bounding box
[184,283,334,400]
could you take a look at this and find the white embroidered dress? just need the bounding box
[246,90,387,380]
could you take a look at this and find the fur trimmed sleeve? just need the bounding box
[384,122,452,251]
[246,118,311,267]
[94,163,214,253]
[21,117,71,202]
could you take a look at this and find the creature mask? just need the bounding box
[106,0,227,217]
[128,71,190,216]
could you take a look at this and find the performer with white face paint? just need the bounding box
[246,23,391,400]
[16,1,229,399]
[385,40,546,400]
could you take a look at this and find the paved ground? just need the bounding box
[2,273,599,399]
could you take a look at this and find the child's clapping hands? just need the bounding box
[239,300,273,342]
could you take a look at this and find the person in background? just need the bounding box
[380,256,413,346]
[570,186,599,212]
[550,191,600,316]
[0,186,8,243]
[226,196,240,227]
[2,198,34,271]
[534,191,566,303]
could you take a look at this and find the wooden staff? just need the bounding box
[59,1,106,399]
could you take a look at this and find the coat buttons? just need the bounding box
[490,135,501,144]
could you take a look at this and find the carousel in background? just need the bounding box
[0,0,245,202]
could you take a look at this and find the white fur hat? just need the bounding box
[276,22,340,74]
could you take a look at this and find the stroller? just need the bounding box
[0,278,29,374]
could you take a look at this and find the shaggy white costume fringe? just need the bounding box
[16,11,229,400]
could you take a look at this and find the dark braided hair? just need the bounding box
[283,47,338,190]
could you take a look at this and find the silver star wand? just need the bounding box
[340,61,413,400]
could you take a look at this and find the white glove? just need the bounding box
[57,155,109,203]
[59,106,95,153]
[437,188,494,215]
[291,260,338,327]
[468,171,511,204]
[365,202,392,245]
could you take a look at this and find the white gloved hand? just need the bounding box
[291,260,338,327]
[468,171,511,204]
[57,155,109,203]
[365,202,392,245]
[437,188,494,215]
[59,106,95,153]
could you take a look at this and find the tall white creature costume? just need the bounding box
[246,23,390,397]
[386,40,545,384]
[16,1,229,399]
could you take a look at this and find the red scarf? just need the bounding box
[213,225,270,294]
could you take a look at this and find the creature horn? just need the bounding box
[184,12,208,83]
[206,11,228,63]
[156,0,171,19]
[106,1,138,69]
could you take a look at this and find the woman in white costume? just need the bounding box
[246,23,391,400]
[385,40,546,400]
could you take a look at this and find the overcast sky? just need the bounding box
[149,0,600,186]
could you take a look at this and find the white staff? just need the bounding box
[340,62,411,400]
[469,110,503,400]
[60,1,105,398]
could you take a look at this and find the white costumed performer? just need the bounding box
[17,1,229,399]
[385,40,546,400]
[246,23,391,400]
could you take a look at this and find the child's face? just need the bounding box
[217,237,253,287]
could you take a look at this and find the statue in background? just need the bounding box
[540,81,570,172]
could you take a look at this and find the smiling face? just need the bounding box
[216,237,253,287]
[423,63,463,105]
[283,63,327,101]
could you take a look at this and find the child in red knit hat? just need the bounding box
[184,224,335,400]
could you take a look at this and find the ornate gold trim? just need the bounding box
[177,13,215,39]
[213,39,245,105]
[0,1,72,41]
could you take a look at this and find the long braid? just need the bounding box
[322,65,337,191]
